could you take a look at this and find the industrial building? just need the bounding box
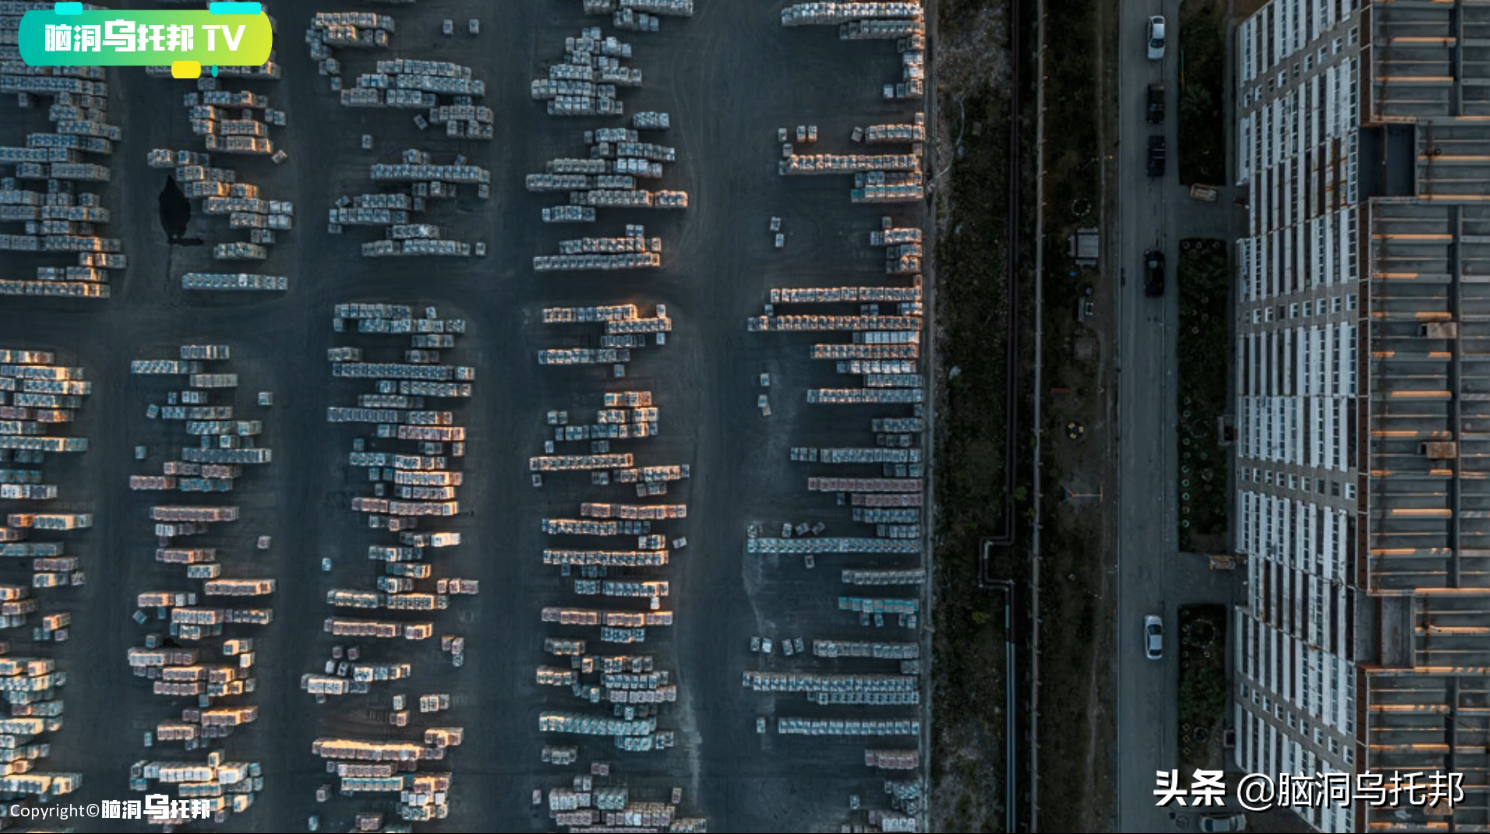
[1234,0,1490,830]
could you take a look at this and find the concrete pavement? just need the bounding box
[1113,0,1244,831]
[0,2,930,830]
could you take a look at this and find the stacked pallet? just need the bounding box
[538,301,671,368]
[307,14,492,139]
[126,345,276,795]
[146,147,294,283]
[330,151,487,256]
[0,10,124,298]
[536,767,707,832]
[128,755,263,824]
[311,735,459,821]
[531,28,639,118]
[0,350,91,599]
[531,128,688,224]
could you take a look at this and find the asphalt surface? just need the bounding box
[1113,2,1242,831]
[0,2,927,831]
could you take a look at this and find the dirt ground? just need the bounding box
[927,0,1020,831]
[1031,0,1121,828]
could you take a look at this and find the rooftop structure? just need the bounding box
[1235,0,1490,830]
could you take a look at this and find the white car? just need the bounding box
[1199,814,1247,833]
[1144,614,1164,660]
[1147,16,1167,61]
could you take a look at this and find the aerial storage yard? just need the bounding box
[0,0,930,830]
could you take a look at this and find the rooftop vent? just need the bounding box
[1421,441,1458,460]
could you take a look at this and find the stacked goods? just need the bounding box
[531,29,639,118]
[580,503,685,520]
[776,718,920,736]
[125,346,277,787]
[533,226,663,269]
[529,129,688,223]
[141,88,295,281]
[747,537,920,555]
[613,6,663,31]
[781,2,924,25]
[331,151,486,256]
[312,306,476,815]
[862,113,927,144]
[542,205,597,223]
[181,273,288,292]
[0,351,92,599]
[529,385,691,755]
[632,111,670,130]
[868,224,923,246]
[748,314,921,332]
[0,27,123,297]
[311,736,458,820]
[171,84,286,156]
[537,303,670,368]
[781,153,918,174]
[0,657,78,797]
[770,285,920,303]
[791,446,921,464]
[807,387,923,404]
[129,755,260,822]
[742,672,916,693]
[813,640,919,659]
[538,769,707,831]
[846,565,923,586]
[865,749,920,770]
[307,12,492,139]
[745,217,926,783]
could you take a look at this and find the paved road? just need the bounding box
[1113,1,1243,831]
[1120,0,1245,828]
[1114,0,1182,825]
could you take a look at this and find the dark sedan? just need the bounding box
[1144,249,1165,297]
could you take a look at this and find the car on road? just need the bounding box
[1144,249,1166,297]
[1146,83,1165,124]
[1147,16,1167,60]
[1144,614,1164,659]
[1199,813,1247,833]
[1147,135,1166,178]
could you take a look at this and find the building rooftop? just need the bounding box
[1368,201,1490,594]
[1368,0,1490,123]
[1364,7,1490,824]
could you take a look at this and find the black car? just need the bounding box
[1147,136,1166,177]
[1144,249,1165,297]
[1146,83,1165,124]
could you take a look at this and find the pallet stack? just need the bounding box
[310,734,460,822]
[535,766,707,832]
[531,384,691,752]
[531,28,640,118]
[306,13,493,139]
[126,346,276,800]
[537,302,671,370]
[330,151,488,256]
[128,755,263,824]
[0,6,124,298]
[309,304,477,818]
[531,127,689,225]
[0,348,90,803]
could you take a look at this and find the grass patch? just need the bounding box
[1177,604,1228,770]
[1176,239,1229,551]
[1178,0,1226,185]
